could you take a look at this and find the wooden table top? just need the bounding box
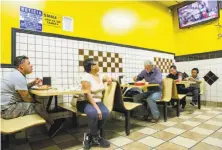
[121,83,159,89]
[176,81,196,84]
[30,89,87,96]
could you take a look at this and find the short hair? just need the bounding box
[83,58,95,73]
[144,60,153,66]
[170,65,177,70]
[14,55,29,68]
[192,68,199,74]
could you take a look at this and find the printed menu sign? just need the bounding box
[20,6,42,32]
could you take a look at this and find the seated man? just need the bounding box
[167,65,192,111]
[184,68,202,106]
[133,60,162,123]
[1,56,64,137]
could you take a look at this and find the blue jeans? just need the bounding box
[77,101,110,135]
[133,91,162,119]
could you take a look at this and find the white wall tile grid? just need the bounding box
[0,32,174,115]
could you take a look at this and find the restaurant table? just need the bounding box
[121,83,160,95]
[30,89,86,113]
[176,81,197,88]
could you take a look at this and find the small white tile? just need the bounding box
[50,46,56,53]
[43,45,49,53]
[19,50,28,56]
[195,115,213,120]
[62,39,68,47]
[28,37,35,44]
[36,36,42,45]
[109,136,133,147]
[170,136,197,148]
[201,107,212,111]
[191,127,214,135]
[56,38,62,47]
[206,111,221,115]
[20,36,27,43]
[36,51,42,58]
[205,120,222,127]
[19,43,27,50]
[203,137,222,148]
[192,111,203,115]
[35,66,42,72]
[50,39,55,46]
[217,128,222,132]
[215,115,222,119]
[50,53,56,59]
[182,120,201,127]
[138,127,158,135]
[179,115,192,120]
[36,59,42,65]
[159,121,177,127]
[164,127,186,135]
[43,66,49,72]
[138,136,164,148]
[43,53,49,59]
[36,45,42,51]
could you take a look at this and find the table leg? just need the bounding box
[46,96,53,113]
[55,96,58,111]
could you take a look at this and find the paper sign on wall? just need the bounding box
[43,12,62,28]
[62,16,73,32]
[20,6,42,32]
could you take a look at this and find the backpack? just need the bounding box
[123,88,142,102]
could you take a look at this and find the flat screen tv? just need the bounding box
[178,0,220,28]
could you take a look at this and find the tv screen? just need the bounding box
[178,0,219,28]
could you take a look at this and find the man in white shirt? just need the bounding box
[1,56,64,137]
[184,68,202,106]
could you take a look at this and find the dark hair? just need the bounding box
[192,68,199,74]
[14,55,29,68]
[170,65,177,70]
[83,58,96,73]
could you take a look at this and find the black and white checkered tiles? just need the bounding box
[154,57,173,73]
[78,49,123,73]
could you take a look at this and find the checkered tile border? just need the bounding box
[154,57,173,73]
[78,49,123,73]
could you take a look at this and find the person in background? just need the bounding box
[167,65,190,111]
[1,56,65,137]
[77,58,111,149]
[133,60,162,123]
[184,68,202,106]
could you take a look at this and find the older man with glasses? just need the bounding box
[1,56,64,137]
[133,60,162,123]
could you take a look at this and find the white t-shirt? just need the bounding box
[81,73,105,102]
[1,69,28,110]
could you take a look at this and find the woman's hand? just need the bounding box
[97,109,102,120]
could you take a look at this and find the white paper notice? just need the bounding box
[62,16,73,32]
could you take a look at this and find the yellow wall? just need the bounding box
[172,5,222,56]
[1,1,175,65]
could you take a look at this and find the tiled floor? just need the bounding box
[2,105,222,150]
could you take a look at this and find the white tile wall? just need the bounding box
[176,58,222,102]
[1,32,174,109]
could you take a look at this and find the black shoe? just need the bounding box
[48,118,65,137]
[83,133,92,150]
[92,134,110,148]
[142,115,152,121]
